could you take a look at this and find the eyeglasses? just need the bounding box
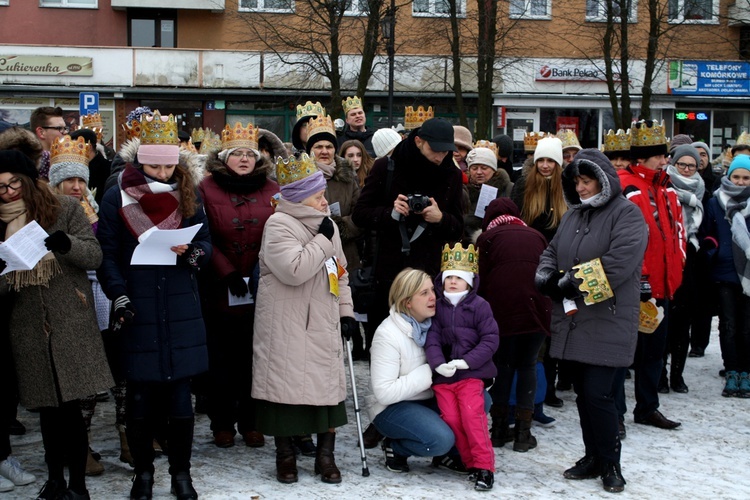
[0,178,22,195]
[675,162,697,171]
[41,126,70,133]
[229,151,255,159]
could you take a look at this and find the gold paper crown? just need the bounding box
[50,135,91,166]
[199,131,222,155]
[296,101,326,121]
[191,127,208,144]
[276,153,319,187]
[221,122,259,151]
[440,243,478,274]
[736,131,750,147]
[140,110,178,146]
[524,132,547,152]
[180,139,198,154]
[602,129,631,153]
[81,113,104,142]
[473,140,498,156]
[122,119,142,141]
[306,115,335,140]
[557,129,581,150]
[630,120,667,148]
[404,106,434,130]
[572,258,613,306]
[342,96,363,115]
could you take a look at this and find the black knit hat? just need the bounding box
[0,149,39,180]
[492,134,513,159]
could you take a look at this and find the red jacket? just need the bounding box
[618,165,686,299]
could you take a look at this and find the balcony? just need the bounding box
[111,0,225,11]
[728,1,750,26]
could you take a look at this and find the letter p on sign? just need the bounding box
[79,92,99,116]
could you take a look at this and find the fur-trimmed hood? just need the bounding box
[116,137,205,187]
[0,126,44,168]
[329,155,357,184]
[561,148,621,209]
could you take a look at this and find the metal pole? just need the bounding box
[344,337,370,476]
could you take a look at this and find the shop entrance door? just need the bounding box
[505,109,538,168]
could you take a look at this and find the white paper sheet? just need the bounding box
[130,224,203,265]
[474,184,498,219]
[329,202,341,217]
[228,277,254,306]
[0,220,49,275]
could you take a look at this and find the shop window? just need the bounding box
[585,0,636,22]
[668,0,718,23]
[129,10,176,48]
[413,0,465,17]
[510,0,550,20]
[344,0,369,16]
[239,0,294,12]
[741,27,750,60]
[0,0,8,6]
[40,0,97,7]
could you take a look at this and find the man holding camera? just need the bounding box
[353,117,465,349]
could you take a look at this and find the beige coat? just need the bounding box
[252,198,354,406]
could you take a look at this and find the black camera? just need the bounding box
[407,194,432,213]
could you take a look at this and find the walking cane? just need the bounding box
[344,337,370,477]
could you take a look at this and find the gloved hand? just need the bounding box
[700,237,718,253]
[539,270,565,301]
[224,271,249,297]
[112,295,136,332]
[435,363,457,378]
[318,217,334,241]
[449,359,469,370]
[0,258,6,274]
[44,230,71,254]
[559,270,583,300]
[640,277,652,302]
[177,244,205,270]
[341,317,359,341]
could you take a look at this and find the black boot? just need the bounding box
[315,432,342,484]
[130,470,154,500]
[167,418,197,500]
[670,346,689,393]
[513,409,537,452]
[489,404,511,447]
[601,462,626,493]
[127,418,155,499]
[658,366,669,394]
[564,455,602,480]
[274,436,298,484]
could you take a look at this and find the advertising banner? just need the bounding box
[668,61,750,96]
[0,56,93,76]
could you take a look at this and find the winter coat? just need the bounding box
[198,153,279,315]
[252,198,354,406]
[462,169,513,245]
[702,196,741,284]
[424,274,499,385]
[536,154,647,367]
[351,129,464,285]
[324,156,362,271]
[4,196,113,408]
[366,307,434,421]
[476,198,552,337]
[96,166,213,383]
[618,165,686,299]
[338,128,376,158]
[88,152,112,205]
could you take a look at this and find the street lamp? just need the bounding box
[380,2,396,127]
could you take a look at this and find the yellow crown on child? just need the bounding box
[50,135,91,166]
[602,129,631,153]
[221,122,259,151]
[404,106,434,130]
[296,101,326,121]
[342,96,363,115]
[140,110,178,146]
[440,243,478,274]
[524,132,547,152]
[199,131,222,155]
[473,140,498,156]
[306,115,335,139]
[276,153,319,187]
[557,129,581,150]
[630,120,667,148]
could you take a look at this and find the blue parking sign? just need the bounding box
[79,92,99,115]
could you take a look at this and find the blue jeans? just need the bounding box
[633,299,669,420]
[373,393,491,458]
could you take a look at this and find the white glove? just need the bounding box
[449,359,470,370]
[435,363,457,378]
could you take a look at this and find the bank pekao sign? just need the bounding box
[536,63,614,82]
[0,56,93,76]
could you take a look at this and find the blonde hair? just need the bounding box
[521,160,567,230]
[388,268,432,316]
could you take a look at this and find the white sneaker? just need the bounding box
[0,474,13,492]
[0,456,36,486]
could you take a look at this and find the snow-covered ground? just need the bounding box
[6,320,750,499]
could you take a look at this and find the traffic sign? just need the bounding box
[79,92,99,116]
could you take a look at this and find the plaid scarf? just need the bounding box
[717,177,750,296]
[486,214,527,231]
[118,164,182,241]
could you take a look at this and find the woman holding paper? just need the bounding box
[197,123,279,449]
[96,112,211,500]
[0,149,112,499]
[535,149,647,493]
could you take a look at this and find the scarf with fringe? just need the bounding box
[118,164,182,241]
[666,165,705,250]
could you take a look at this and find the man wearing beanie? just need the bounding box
[492,134,516,181]
[353,117,464,354]
[618,120,685,430]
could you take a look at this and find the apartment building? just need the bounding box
[0,0,747,158]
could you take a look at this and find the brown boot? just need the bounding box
[274,436,298,484]
[513,409,537,452]
[489,404,512,447]
[314,432,341,484]
[117,424,135,467]
[85,447,104,476]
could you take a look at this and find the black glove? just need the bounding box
[0,258,5,274]
[341,317,359,341]
[44,230,71,254]
[559,270,583,300]
[639,277,652,302]
[318,217,334,241]
[112,295,136,332]
[224,271,249,298]
[177,244,205,270]
[700,237,718,253]
[539,270,565,302]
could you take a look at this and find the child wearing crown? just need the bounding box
[424,243,499,491]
